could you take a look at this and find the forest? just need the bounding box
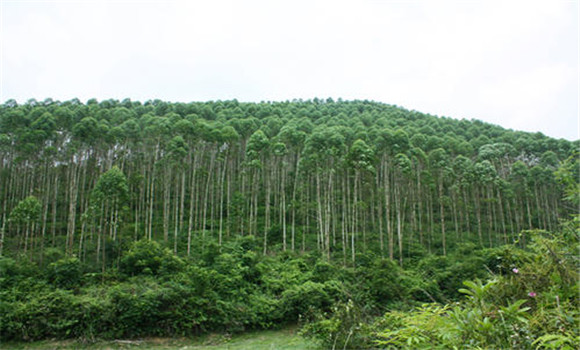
[0,98,578,349]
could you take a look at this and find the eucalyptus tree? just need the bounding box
[142,114,171,240]
[410,147,428,245]
[303,126,347,260]
[69,116,102,254]
[453,155,475,240]
[171,117,201,256]
[375,129,394,259]
[510,161,533,236]
[393,153,411,265]
[89,166,128,270]
[245,129,269,251]
[272,140,289,250]
[474,160,499,247]
[197,121,223,246]
[346,138,373,263]
[218,125,240,245]
[7,195,41,257]
[91,166,129,263]
[278,123,307,251]
[165,135,188,252]
[428,148,449,255]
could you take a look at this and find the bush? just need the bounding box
[120,240,184,276]
[282,281,328,319]
[354,258,407,309]
[372,227,580,349]
[0,256,39,288]
[416,250,489,300]
[2,289,80,341]
[482,244,531,275]
[46,257,81,289]
[300,299,376,350]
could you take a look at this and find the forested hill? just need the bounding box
[0,98,577,264]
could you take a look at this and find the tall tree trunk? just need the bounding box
[51,174,59,247]
[219,158,227,246]
[475,188,483,246]
[342,172,348,266]
[351,171,358,266]
[438,178,446,256]
[66,160,79,256]
[395,184,403,266]
[281,163,287,251]
[316,172,323,252]
[187,151,199,254]
[376,168,384,257]
[202,150,216,246]
[291,154,300,251]
[148,144,159,240]
[383,161,393,260]
[497,188,507,244]
[264,162,271,255]
[325,170,332,260]
[486,186,493,248]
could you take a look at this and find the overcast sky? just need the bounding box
[1,0,578,140]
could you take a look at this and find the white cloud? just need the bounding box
[1,0,577,140]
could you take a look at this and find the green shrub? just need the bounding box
[416,251,489,300]
[354,258,406,309]
[373,227,580,350]
[300,299,375,350]
[282,281,339,320]
[120,240,184,276]
[2,289,80,341]
[46,257,81,289]
[0,256,39,287]
[482,244,531,275]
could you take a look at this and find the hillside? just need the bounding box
[0,98,578,347]
[0,98,576,262]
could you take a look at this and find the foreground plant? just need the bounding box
[374,225,579,349]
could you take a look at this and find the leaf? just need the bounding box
[458,288,472,296]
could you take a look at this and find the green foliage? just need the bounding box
[554,152,580,206]
[373,285,534,349]
[120,240,184,276]
[0,256,39,288]
[482,244,531,275]
[0,99,577,345]
[282,281,339,320]
[1,223,577,345]
[375,304,455,349]
[8,196,41,226]
[355,258,406,308]
[458,278,498,310]
[348,139,375,172]
[301,299,375,350]
[46,257,81,289]
[91,166,128,206]
[533,333,580,350]
[1,289,81,341]
[414,247,489,300]
[372,225,579,349]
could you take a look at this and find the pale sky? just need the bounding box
[1,0,578,140]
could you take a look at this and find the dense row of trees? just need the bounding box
[0,98,576,266]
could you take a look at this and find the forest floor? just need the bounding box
[0,326,318,350]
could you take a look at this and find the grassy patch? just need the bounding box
[0,327,318,350]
